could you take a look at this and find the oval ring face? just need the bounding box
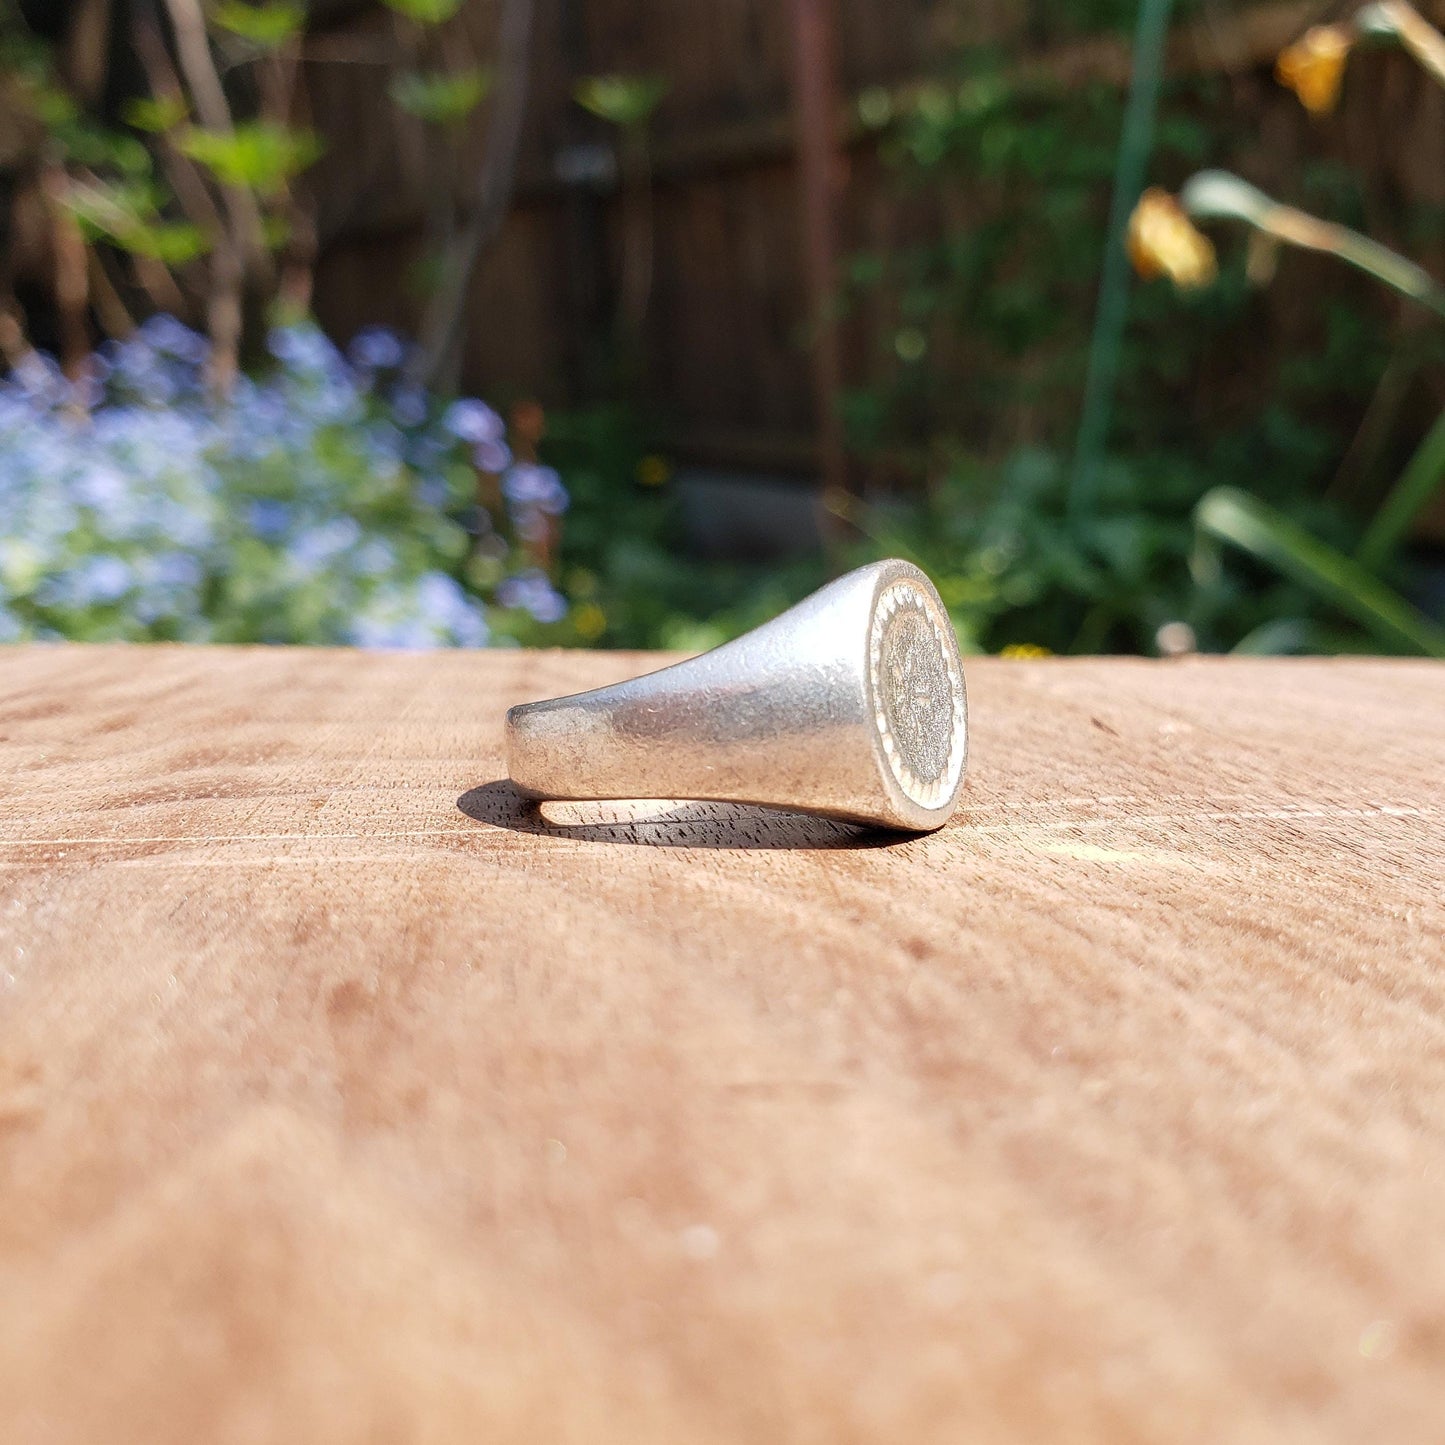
[868,578,967,811]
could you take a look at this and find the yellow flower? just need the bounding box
[636,454,671,488]
[1126,188,1217,290]
[573,602,607,641]
[1275,25,1353,115]
[999,643,1052,659]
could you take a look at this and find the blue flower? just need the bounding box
[0,320,561,649]
[415,570,488,644]
[390,383,428,428]
[473,438,511,473]
[290,517,362,570]
[405,432,448,473]
[247,499,293,540]
[12,352,70,408]
[347,614,432,649]
[268,323,345,378]
[443,398,505,444]
[362,421,406,472]
[68,371,105,412]
[497,567,567,624]
[501,463,568,515]
[75,461,129,515]
[353,538,398,576]
[348,326,407,372]
[345,572,489,649]
[138,314,208,365]
[459,503,492,535]
[44,554,134,607]
[151,552,204,589]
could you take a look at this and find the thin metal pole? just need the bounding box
[786,0,850,522]
[1067,0,1175,525]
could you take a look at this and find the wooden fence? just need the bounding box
[296,0,1444,493]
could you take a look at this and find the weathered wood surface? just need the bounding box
[1,645,1443,1444]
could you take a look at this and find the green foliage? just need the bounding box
[844,61,1266,456]
[528,406,825,651]
[378,0,464,25]
[18,69,153,174]
[1121,8,1445,654]
[1359,409,1445,569]
[533,405,1383,659]
[836,35,1439,655]
[122,94,190,133]
[58,176,210,263]
[177,120,323,196]
[210,0,305,47]
[260,213,292,251]
[573,74,670,130]
[848,449,1251,654]
[991,0,1212,43]
[1196,487,1445,656]
[389,67,492,125]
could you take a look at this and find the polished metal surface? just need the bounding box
[505,558,968,831]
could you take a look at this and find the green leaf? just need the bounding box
[856,86,893,129]
[1228,618,1326,655]
[123,94,189,133]
[379,0,463,23]
[130,220,211,264]
[28,75,154,173]
[54,176,211,263]
[70,127,153,175]
[177,121,324,195]
[573,74,670,129]
[27,81,80,129]
[388,67,492,124]
[1196,486,1445,656]
[0,539,44,596]
[1356,408,1445,570]
[261,213,292,251]
[57,176,154,232]
[210,0,305,46]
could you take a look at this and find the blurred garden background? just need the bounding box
[3,0,1445,656]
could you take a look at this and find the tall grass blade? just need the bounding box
[1196,487,1445,656]
[1356,408,1445,570]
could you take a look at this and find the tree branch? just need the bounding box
[406,0,535,391]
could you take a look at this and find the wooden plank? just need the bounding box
[318,1,1361,218]
[515,0,1435,196]
[1,645,1443,1443]
[303,0,1445,497]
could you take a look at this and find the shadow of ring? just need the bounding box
[456,780,900,851]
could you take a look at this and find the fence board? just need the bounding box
[294,1,1445,499]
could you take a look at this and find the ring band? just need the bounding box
[505,558,968,832]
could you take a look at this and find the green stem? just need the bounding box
[1067,0,1175,526]
[1356,408,1445,570]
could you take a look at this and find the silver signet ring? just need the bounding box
[506,558,968,832]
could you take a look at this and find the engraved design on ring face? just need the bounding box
[868,581,966,809]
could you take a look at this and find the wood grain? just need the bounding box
[1,645,1443,1445]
